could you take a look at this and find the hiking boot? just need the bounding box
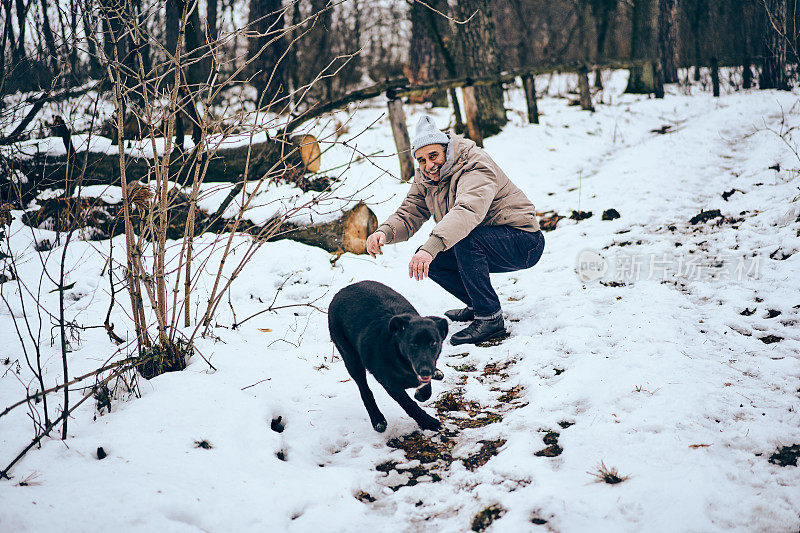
[449,317,506,346]
[444,307,475,322]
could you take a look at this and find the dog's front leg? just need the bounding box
[386,388,441,431]
[342,357,387,432]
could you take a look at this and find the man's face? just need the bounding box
[414,144,447,181]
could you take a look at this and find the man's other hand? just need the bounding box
[366,231,386,258]
[408,250,433,280]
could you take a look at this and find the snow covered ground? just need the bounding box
[1,71,799,532]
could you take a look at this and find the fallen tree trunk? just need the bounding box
[2,134,322,205]
[21,194,376,255]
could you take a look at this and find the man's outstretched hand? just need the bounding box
[409,250,433,280]
[366,231,386,258]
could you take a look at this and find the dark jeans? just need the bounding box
[428,226,545,318]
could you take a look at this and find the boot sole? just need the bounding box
[449,328,507,346]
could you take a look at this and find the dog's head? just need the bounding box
[389,313,448,384]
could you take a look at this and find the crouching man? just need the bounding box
[366,115,545,346]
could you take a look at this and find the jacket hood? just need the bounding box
[418,135,476,188]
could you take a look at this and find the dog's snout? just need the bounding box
[415,363,434,377]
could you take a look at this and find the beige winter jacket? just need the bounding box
[377,135,540,258]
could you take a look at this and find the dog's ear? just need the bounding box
[428,316,448,339]
[389,314,412,335]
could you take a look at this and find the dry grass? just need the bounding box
[589,461,630,484]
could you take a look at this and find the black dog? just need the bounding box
[328,280,448,432]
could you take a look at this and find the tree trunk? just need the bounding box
[247,0,288,106]
[176,0,205,89]
[625,0,657,94]
[575,2,594,111]
[206,0,217,43]
[687,0,705,82]
[13,0,31,80]
[295,0,333,103]
[6,135,323,204]
[452,0,507,137]
[711,57,720,96]
[407,0,448,106]
[591,0,616,89]
[761,0,788,90]
[81,0,102,77]
[522,74,539,124]
[418,1,464,132]
[658,0,678,84]
[38,0,60,75]
[578,64,595,110]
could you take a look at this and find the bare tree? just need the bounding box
[452,0,507,137]
[247,0,288,104]
[658,0,678,83]
[625,0,657,93]
[407,0,448,107]
[590,0,618,89]
[761,0,789,89]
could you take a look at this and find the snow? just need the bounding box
[1,70,799,532]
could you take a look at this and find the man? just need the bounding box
[366,115,545,345]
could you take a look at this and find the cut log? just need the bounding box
[269,202,378,255]
[21,194,378,255]
[291,134,321,173]
[3,134,322,206]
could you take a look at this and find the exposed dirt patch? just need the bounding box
[768,444,800,467]
[769,248,794,261]
[602,208,621,220]
[476,332,511,347]
[270,416,285,433]
[471,505,506,532]
[759,335,783,344]
[722,188,743,201]
[534,431,563,457]
[601,280,626,287]
[740,307,756,316]
[765,309,781,319]
[570,210,593,221]
[355,491,376,503]
[479,359,516,382]
[689,209,744,226]
[539,213,564,232]
[372,364,527,499]
[494,385,524,403]
[435,389,503,429]
[463,439,507,471]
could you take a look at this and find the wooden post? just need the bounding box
[711,57,720,97]
[742,60,753,89]
[653,61,665,99]
[522,74,539,124]
[461,85,483,147]
[448,88,465,134]
[386,97,414,183]
[578,64,595,111]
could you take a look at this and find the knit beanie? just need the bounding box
[411,115,449,154]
